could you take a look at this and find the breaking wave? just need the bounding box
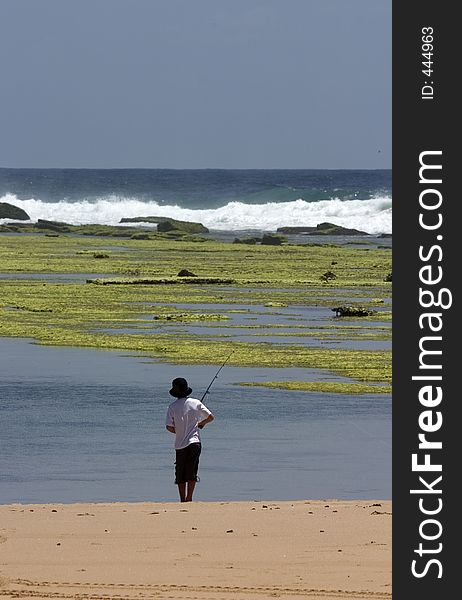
[1,193,392,234]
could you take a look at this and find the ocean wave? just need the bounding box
[1,193,392,234]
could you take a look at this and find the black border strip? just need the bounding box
[393,3,457,596]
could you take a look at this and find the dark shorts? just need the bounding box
[175,442,201,484]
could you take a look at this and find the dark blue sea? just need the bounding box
[0,168,391,233]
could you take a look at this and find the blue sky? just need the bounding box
[0,0,391,168]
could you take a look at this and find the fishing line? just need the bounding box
[200,350,235,402]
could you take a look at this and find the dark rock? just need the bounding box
[0,222,37,233]
[156,222,182,232]
[232,237,259,245]
[312,223,368,236]
[277,222,368,236]
[36,219,72,232]
[37,219,71,226]
[0,202,30,221]
[316,222,340,231]
[332,306,376,317]
[0,220,217,241]
[177,269,197,277]
[384,272,392,282]
[157,220,208,234]
[120,216,209,234]
[87,277,235,285]
[261,234,287,246]
[120,216,167,224]
[320,270,337,282]
[277,226,317,234]
[378,233,392,238]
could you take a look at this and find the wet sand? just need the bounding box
[0,499,391,600]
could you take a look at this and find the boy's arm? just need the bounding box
[165,407,175,433]
[198,413,214,429]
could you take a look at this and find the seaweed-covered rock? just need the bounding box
[177,269,197,277]
[384,272,392,282]
[276,226,317,234]
[87,276,235,285]
[157,220,208,234]
[0,202,30,221]
[232,237,259,245]
[277,222,368,236]
[120,216,209,234]
[332,306,376,317]
[261,234,287,246]
[0,222,37,233]
[77,224,143,237]
[320,270,337,282]
[312,222,368,235]
[36,219,72,232]
[0,220,211,240]
[120,216,169,224]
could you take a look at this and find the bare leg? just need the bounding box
[185,480,196,502]
[177,482,187,502]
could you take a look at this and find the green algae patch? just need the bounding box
[264,301,289,308]
[343,311,392,322]
[0,233,391,287]
[236,381,392,395]
[238,330,391,341]
[0,234,392,385]
[152,313,229,322]
[87,277,236,285]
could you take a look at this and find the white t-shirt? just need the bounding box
[165,396,212,450]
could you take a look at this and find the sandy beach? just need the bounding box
[0,500,391,600]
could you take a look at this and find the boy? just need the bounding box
[165,377,214,502]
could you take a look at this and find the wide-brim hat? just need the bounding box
[169,377,192,398]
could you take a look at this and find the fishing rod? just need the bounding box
[200,350,235,402]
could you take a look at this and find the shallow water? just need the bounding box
[199,334,391,351]
[100,301,391,350]
[0,338,391,503]
[131,301,389,327]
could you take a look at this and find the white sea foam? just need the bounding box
[1,193,392,234]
